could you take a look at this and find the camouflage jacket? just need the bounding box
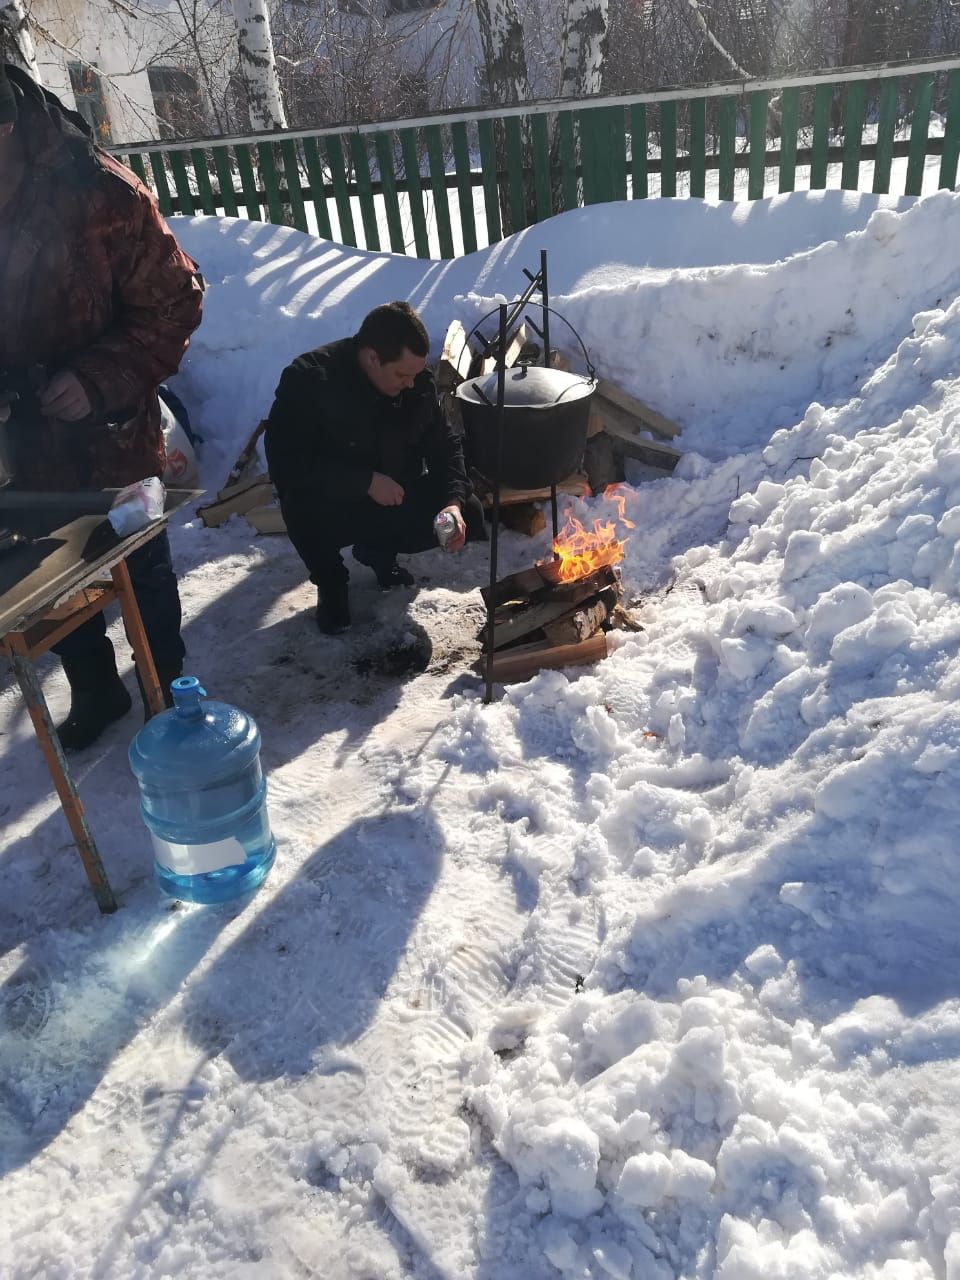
[0,67,203,490]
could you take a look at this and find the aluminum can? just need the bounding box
[433,511,458,548]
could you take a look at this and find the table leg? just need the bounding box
[112,558,164,717]
[6,639,118,914]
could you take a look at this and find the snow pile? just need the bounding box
[3,189,960,1277]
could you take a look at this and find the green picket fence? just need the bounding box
[109,54,960,260]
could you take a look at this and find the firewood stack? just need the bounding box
[479,559,639,683]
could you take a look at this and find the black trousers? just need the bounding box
[281,473,485,591]
[53,529,186,673]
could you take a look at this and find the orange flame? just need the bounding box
[540,485,636,584]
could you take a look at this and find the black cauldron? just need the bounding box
[455,365,595,490]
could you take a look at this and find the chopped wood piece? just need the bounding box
[481,566,547,608]
[535,561,619,596]
[589,401,683,471]
[478,472,592,508]
[595,379,681,439]
[198,473,274,527]
[542,597,610,645]
[500,503,545,537]
[245,505,286,535]
[485,632,609,683]
[436,319,477,389]
[223,420,268,489]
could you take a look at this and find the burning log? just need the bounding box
[542,597,611,646]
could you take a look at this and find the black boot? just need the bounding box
[316,583,351,635]
[135,659,183,720]
[57,643,133,752]
[352,544,414,589]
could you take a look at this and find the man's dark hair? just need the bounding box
[356,301,429,363]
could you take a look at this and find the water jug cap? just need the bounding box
[171,675,207,719]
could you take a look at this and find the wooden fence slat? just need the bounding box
[578,109,597,203]
[210,145,239,217]
[349,133,381,250]
[451,121,478,253]
[940,68,960,189]
[660,100,677,197]
[905,72,934,195]
[872,77,899,194]
[256,141,286,226]
[557,110,578,210]
[189,148,217,215]
[630,103,648,198]
[810,82,833,188]
[169,149,196,215]
[325,133,357,246]
[531,112,554,221]
[374,132,407,253]
[234,144,262,221]
[504,116,528,228]
[149,153,174,216]
[424,124,455,257]
[278,139,307,231]
[718,97,736,200]
[748,90,768,199]
[301,136,332,238]
[127,152,149,187]
[778,87,800,192]
[477,118,502,243]
[399,128,430,257]
[841,80,867,189]
[610,105,628,200]
[689,97,706,197]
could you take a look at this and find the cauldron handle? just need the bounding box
[461,303,597,382]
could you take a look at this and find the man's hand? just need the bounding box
[437,503,466,551]
[368,472,405,506]
[39,370,92,422]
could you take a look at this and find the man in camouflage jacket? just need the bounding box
[0,62,203,749]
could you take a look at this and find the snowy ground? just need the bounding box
[3,186,960,1278]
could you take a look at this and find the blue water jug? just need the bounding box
[128,676,276,904]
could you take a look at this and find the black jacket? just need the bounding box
[264,337,469,509]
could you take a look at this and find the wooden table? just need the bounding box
[0,489,201,913]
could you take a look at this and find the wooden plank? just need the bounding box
[778,87,800,193]
[481,566,547,608]
[223,420,268,488]
[169,149,196,215]
[558,110,579,210]
[302,135,334,239]
[841,79,867,189]
[504,115,527,229]
[245,505,286,535]
[210,144,239,217]
[399,128,430,258]
[689,98,706,197]
[531,112,553,221]
[478,473,591,508]
[325,133,357,246]
[127,152,149,187]
[349,132,381,250]
[940,69,960,190]
[280,138,309,232]
[436,319,479,388]
[234,143,262,221]
[451,121,478,254]
[594,379,681,438]
[492,594,591,649]
[189,148,217,214]
[256,141,285,226]
[873,77,900,194]
[810,82,833,189]
[905,72,934,196]
[610,105,629,201]
[630,103,648,198]
[660,100,677,196]
[592,409,682,471]
[718,96,736,200]
[486,632,608,683]
[477,117,503,243]
[424,125,455,258]
[149,152,174,216]
[198,476,274,528]
[748,90,768,200]
[374,132,406,253]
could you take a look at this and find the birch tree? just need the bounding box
[475,0,532,104]
[0,0,42,81]
[234,0,287,131]
[557,0,608,98]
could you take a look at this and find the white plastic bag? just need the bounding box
[108,476,165,537]
[160,396,198,485]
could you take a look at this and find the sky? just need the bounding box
[2,179,960,1279]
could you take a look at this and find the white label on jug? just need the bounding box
[152,833,248,876]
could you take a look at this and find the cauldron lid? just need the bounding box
[455,364,594,409]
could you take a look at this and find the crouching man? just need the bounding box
[265,301,484,634]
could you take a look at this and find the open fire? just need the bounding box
[539,486,636,585]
